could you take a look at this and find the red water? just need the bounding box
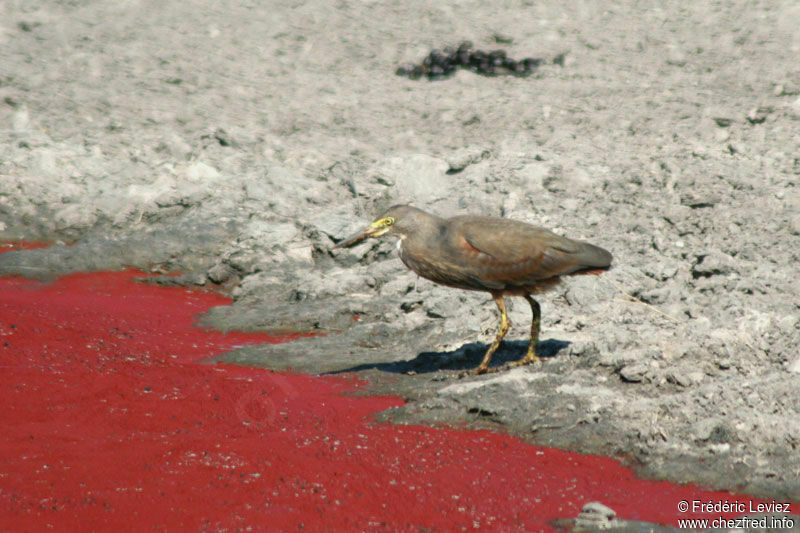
[0,243,784,531]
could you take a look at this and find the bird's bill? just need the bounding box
[332,217,393,249]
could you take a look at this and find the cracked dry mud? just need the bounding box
[1,0,799,503]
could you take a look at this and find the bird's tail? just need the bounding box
[574,241,613,270]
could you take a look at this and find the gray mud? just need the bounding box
[2,0,799,507]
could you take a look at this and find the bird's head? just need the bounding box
[332,205,429,249]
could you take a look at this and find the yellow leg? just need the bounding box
[474,292,511,374]
[511,294,541,367]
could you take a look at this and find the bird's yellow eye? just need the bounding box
[385,217,395,226]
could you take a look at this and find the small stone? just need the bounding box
[183,161,219,182]
[746,106,770,124]
[788,214,800,235]
[713,127,731,143]
[619,363,648,383]
[691,250,736,279]
[574,501,623,530]
[285,244,314,264]
[708,423,734,444]
[580,501,616,518]
[693,418,717,441]
[680,188,719,208]
[445,147,490,173]
[207,263,233,284]
[642,260,679,281]
[667,370,703,387]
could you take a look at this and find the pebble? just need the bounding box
[183,161,220,182]
[667,370,704,387]
[445,147,490,173]
[619,363,648,383]
[207,263,233,284]
[691,250,736,278]
[574,501,623,530]
[788,214,800,235]
[746,106,770,124]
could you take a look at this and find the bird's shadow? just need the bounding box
[324,338,570,375]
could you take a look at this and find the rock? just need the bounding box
[714,127,731,143]
[284,244,314,264]
[746,106,771,124]
[374,154,450,204]
[638,286,672,305]
[445,147,490,173]
[207,262,234,284]
[619,363,648,383]
[574,501,623,530]
[680,188,719,209]
[667,369,704,387]
[708,423,735,444]
[54,204,98,233]
[693,418,718,441]
[182,161,220,182]
[788,214,800,236]
[310,209,360,243]
[713,116,733,127]
[691,250,736,279]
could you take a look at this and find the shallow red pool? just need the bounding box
[0,245,783,530]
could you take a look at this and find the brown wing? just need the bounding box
[449,216,612,289]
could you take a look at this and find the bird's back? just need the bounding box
[399,214,612,293]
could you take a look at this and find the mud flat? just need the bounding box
[1,0,799,500]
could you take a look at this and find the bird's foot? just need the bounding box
[457,366,499,378]
[509,354,542,368]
